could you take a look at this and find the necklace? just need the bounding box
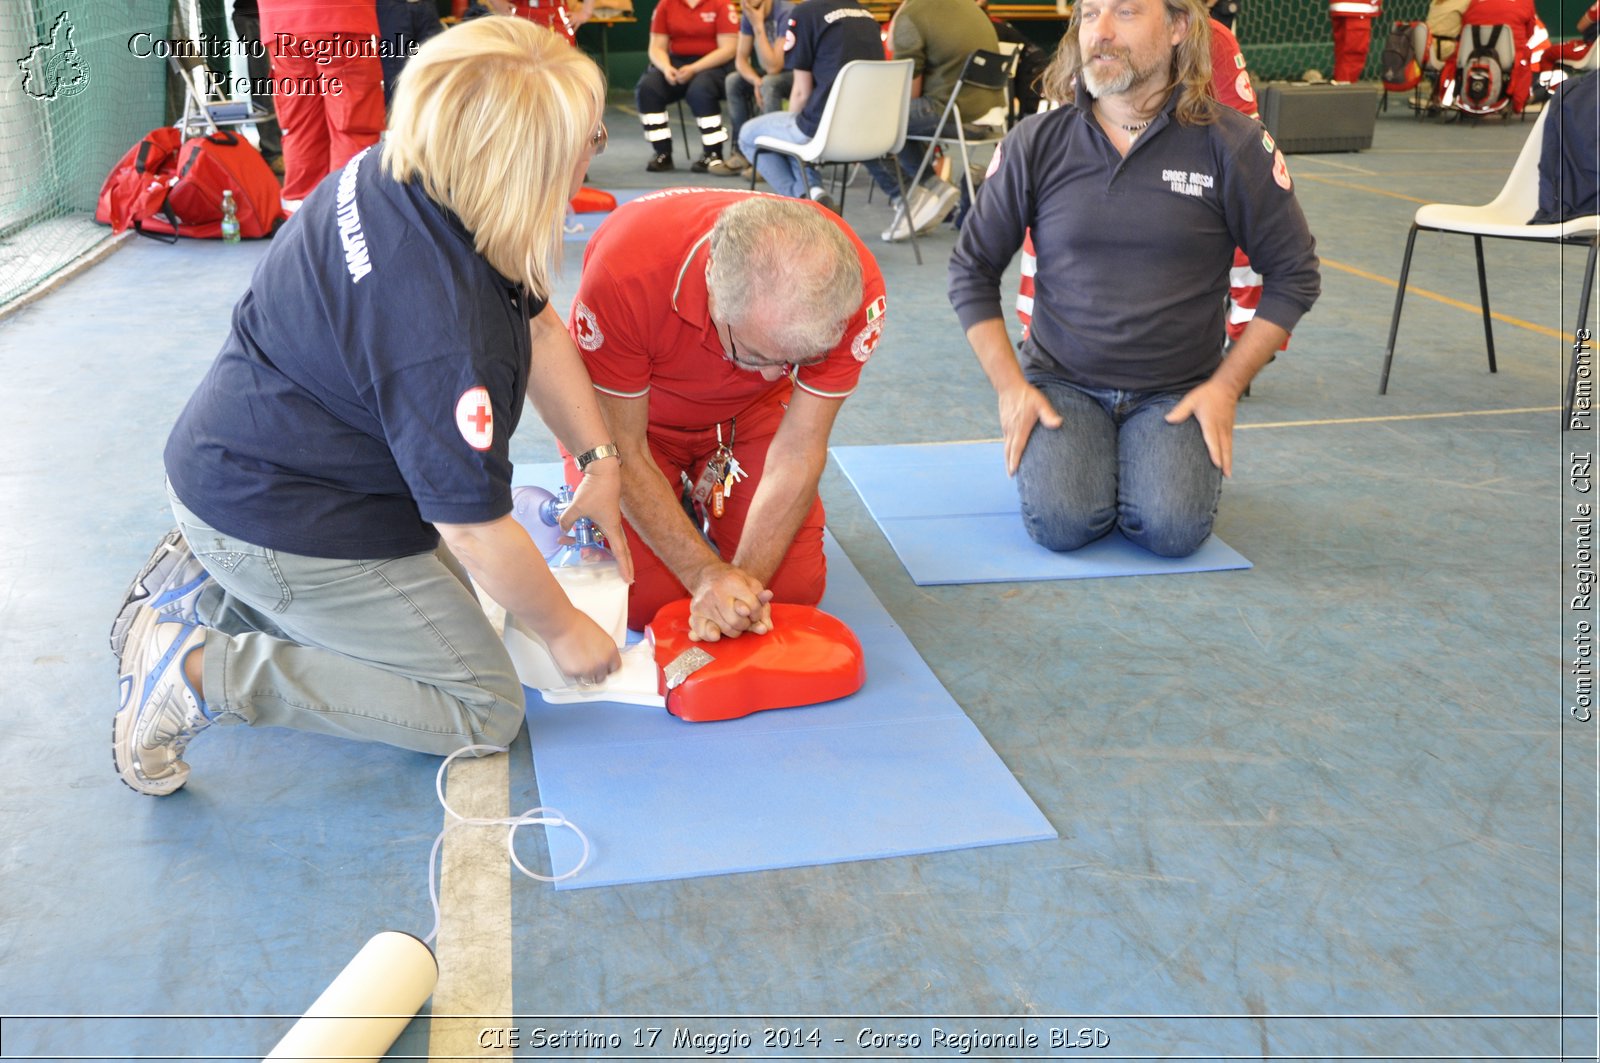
[1119,119,1151,132]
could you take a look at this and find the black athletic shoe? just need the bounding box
[646,153,675,173]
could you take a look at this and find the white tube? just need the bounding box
[263,931,438,1063]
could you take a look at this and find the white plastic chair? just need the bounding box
[1378,103,1600,426]
[749,59,919,261]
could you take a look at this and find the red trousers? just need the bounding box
[565,390,827,631]
[268,37,385,201]
[1331,15,1375,81]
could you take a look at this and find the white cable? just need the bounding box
[422,744,591,945]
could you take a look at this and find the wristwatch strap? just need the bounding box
[574,442,620,471]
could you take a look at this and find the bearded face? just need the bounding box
[1077,1,1182,98]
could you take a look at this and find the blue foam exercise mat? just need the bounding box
[830,441,1252,586]
[512,466,1056,888]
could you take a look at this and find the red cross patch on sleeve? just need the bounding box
[455,386,494,451]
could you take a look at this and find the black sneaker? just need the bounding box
[646,153,675,173]
[690,154,718,174]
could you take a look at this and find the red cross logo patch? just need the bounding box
[455,386,494,451]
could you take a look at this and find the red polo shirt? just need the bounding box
[649,0,739,57]
[569,187,887,431]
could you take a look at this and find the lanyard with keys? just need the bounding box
[690,419,748,518]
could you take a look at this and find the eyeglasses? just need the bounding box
[589,123,608,156]
[721,321,796,373]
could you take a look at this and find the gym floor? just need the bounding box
[0,96,1594,1061]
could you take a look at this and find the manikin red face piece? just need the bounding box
[647,600,866,722]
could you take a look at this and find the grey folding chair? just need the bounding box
[888,48,1017,238]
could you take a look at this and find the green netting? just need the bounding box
[1237,0,1434,81]
[0,2,185,312]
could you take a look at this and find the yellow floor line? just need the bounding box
[1298,174,1433,204]
[1320,257,1569,340]
[903,406,1560,447]
[1236,406,1560,429]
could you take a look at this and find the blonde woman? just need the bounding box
[112,18,631,796]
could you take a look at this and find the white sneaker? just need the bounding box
[110,529,211,660]
[910,178,960,234]
[880,187,927,242]
[113,620,213,796]
[808,186,840,215]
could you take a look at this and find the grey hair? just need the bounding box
[706,196,864,361]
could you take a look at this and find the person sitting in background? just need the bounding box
[112,20,630,797]
[738,0,882,204]
[1545,3,1598,71]
[1440,0,1540,111]
[975,0,1051,120]
[636,0,740,173]
[724,0,797,174]
[1426,0,1471,64]
[868,0,1002,242]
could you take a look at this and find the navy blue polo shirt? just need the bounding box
[786,0,883,137]
[165,147,543,559]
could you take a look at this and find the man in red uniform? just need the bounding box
[567,189,887,640]
[260,0,386,206]
[1329,0,1382,81]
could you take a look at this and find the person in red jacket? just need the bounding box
[260,0,386,206]
[1546,3,1598,71]
[1329,0,1382,81]
[1439,0,1540,111]
[567,189,886,638]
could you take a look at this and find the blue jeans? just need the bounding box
[168,483,524,755]
[739,110,821,199]
[725,69,792,146]
[1014,378,1222,558]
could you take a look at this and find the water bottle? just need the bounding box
[543,486,627,647]
[220,189,240,244]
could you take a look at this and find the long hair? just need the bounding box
[1040,0,1217,126]
[383,17,604,299]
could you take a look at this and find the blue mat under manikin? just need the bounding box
[830,441,1252,586]
[513,467,1055,889]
